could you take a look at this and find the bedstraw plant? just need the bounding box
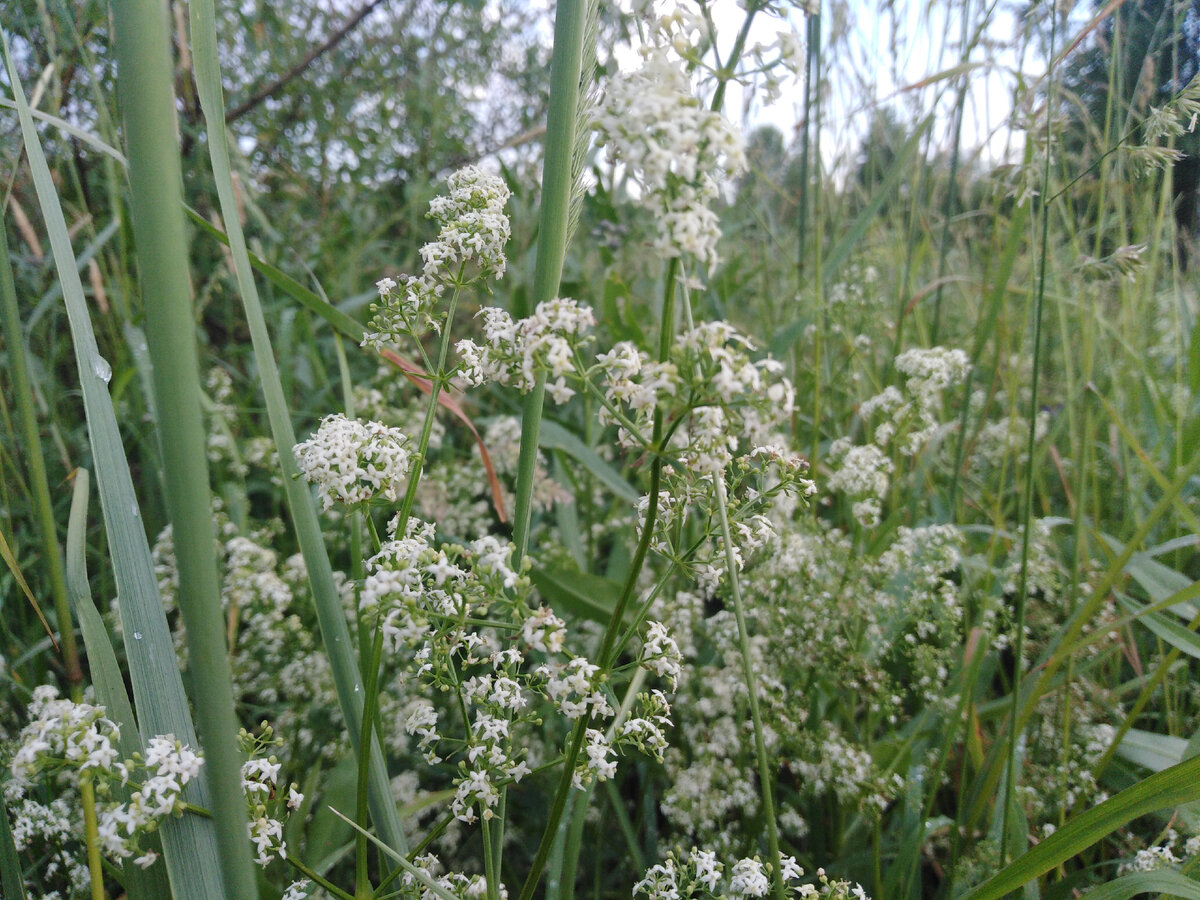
[3,1,1200,899]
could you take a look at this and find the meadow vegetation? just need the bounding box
[2,1,1200,899]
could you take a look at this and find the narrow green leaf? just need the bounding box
[185,0,408,856]
[65,470,172,900]
[0,96,127,164]
[64,470,139,753]
[1117,595,1200,661]
[0,524,55,643]
[1,26,225,899]
[961,755,1200,900]
[531,563,623,625]
[186,209,367,341]
[1080,869,1200,900]
[1116,728,1188,773]
[0,792,29,900]
[538,419,639,505]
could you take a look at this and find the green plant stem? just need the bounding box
[1001,7,1056,866]
[80,775,105,900]
[482,804,500,900]
[512,0,587,566]
[0,225,81,693]
[286,854,357,900]
[186,0,407,859]
[713,476,783,900]
[109,0,258,890]
[354,288,461,893]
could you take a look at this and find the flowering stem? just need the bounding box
[713,475,784,900]
[80,774,105,900]
[573,371,653,449]
[396,278,465,532]
[286,854,358,900]
[354,288,463,891]
[481,805,500,900]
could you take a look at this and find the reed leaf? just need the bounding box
[109,0,258,889]
[65,469,172,899]
[0,796,28,900]
[185,0,408,856]
[1,27,226,899]
[962,754,1200,900]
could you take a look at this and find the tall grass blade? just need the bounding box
[512,0,588,563]
[0,796,29,900]
[0,217,67,661]
[961,754,1200,900]
[65,469,171,899]
[1081,870,1200,900]
[770,115,933,357]
[1,27,226,899]
[108,0,258,889]
[185,0,408,855]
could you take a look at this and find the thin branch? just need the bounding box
[224,0,388,123]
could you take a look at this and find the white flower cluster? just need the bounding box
[456,297,596,404]
[6,686,206,871]
[402,851,509,900]
[281,879,313,900]
[894,347,971,412]
[359,514,683,825]
[293,412,412,509]
[634,848,813,900]
[615,689,674,763]
[542,656,614,721]
[99,736,205,869]
[242,751,304,866]
[645,448,810,599]
[8,686,121,787]
[364,165,511,346]
[826,441,893,528]
[640,621,683,689]
[573,728,618,789]
[594,48,745,272]
[596,321,794,473]
[853,346,971,455]
[1116,827,1200,875]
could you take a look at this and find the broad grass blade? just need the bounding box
[1,28,225,899]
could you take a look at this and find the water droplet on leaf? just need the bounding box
[93,355,112,384]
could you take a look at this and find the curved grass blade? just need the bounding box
[1,27,225,899]
[961,755,1200,900]
[185,0,407,856]
[108,0,258,888]
[0,524,55,645]
[0,795,29,900]
[1069,869,1200,900]
[65,469,171,899]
